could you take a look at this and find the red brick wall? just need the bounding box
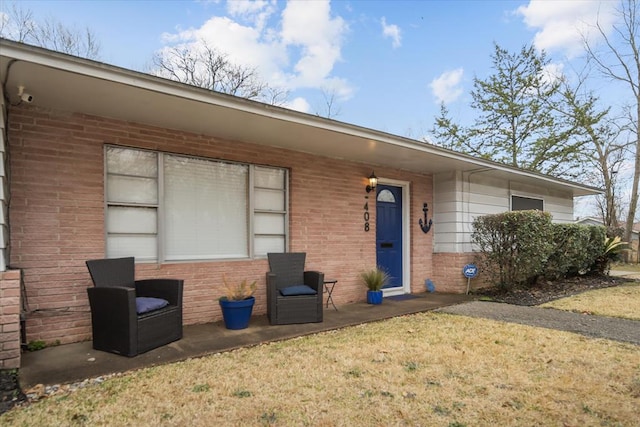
[7,105,437,345]
[0,270,21,369]
[431,252,491,293]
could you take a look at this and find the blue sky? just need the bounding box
[7,0,622,136]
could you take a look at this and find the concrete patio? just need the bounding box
[19,292,472,389]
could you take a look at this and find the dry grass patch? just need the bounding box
[611,263,640,273]
[2,313,639,426]
[541,282,640,320]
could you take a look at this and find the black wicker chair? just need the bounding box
[266,252,324,325]
[85,257,183,357]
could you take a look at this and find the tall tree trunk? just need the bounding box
[624,100,639,245]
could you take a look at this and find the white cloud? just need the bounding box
[429,68,464,104]
[226,0,272,16]
[541,62,565,85]
[280,0,348,87]
[157,0,350,97]
[283,96,311,113]
[381,17,401,48]
[226,0,276,32]
[321,77,355,102]
[516,0,617,57]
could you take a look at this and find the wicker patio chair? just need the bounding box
[85,257,183,357]
[266,252,324,325]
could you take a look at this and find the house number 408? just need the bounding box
[364,202,370,232]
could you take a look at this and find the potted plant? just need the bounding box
[219,274,257,330]
[360,267,389,305]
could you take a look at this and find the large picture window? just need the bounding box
[105,146,288,262]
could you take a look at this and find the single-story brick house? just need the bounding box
[0,40,599,368]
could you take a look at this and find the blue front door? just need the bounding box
[376,184,403,289]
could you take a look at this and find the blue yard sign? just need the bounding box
[463,264,478,295]
[462,264,478,279]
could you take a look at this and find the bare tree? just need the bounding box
[151,42,287,105]
[0,2,35,43]
[32,18,100,59]
[584,0,640,244]
[0,2,100,59]
[263,86,290,107]
[562,75,632,228]
[315,87,343,119]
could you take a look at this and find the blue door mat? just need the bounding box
[386,294,420,301]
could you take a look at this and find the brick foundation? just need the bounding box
[431,252,490,293]
[0,270,21,369]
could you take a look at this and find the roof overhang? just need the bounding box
[0,39,600,197]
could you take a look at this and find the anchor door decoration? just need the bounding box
[418,202,433,233]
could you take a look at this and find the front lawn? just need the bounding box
[2,310,638,426]
[541,281,640,320]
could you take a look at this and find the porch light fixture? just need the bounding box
[366,171,378,193]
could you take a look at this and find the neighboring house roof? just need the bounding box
[0,39,600,197]
[575,217,606,227]
[575,218,640,239]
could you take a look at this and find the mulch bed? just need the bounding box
[0,369,26,415]
[1,273,635,415]
[471,274,631,306]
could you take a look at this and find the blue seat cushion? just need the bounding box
[279,285,317,296]
[136,297,169,314]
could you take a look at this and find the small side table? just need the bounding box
[323,280,338,310]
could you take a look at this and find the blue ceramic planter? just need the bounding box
[367,290,383,305]
[219,296,255,330]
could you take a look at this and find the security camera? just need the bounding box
[17,86,33,104]
[21,93,34,103]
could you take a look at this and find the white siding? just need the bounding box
[434,170,574,253]
[433,171,468,252]
[0,85,7,271]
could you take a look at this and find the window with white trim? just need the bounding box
[105,146,288,261]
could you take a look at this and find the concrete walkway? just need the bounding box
[438,270,640,346]
[438,301,640,345]
[19,292,472,389]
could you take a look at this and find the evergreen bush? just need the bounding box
[545,224,597,280]
[472,210,554,289]
[472,212,608,289]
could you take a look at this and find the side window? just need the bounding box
[511,195,543,211]
[106,147,158,261]
[253,166,287,256]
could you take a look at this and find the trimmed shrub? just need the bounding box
[544,224,600,280]
[472,210,555,290]
[473,212,608,289]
